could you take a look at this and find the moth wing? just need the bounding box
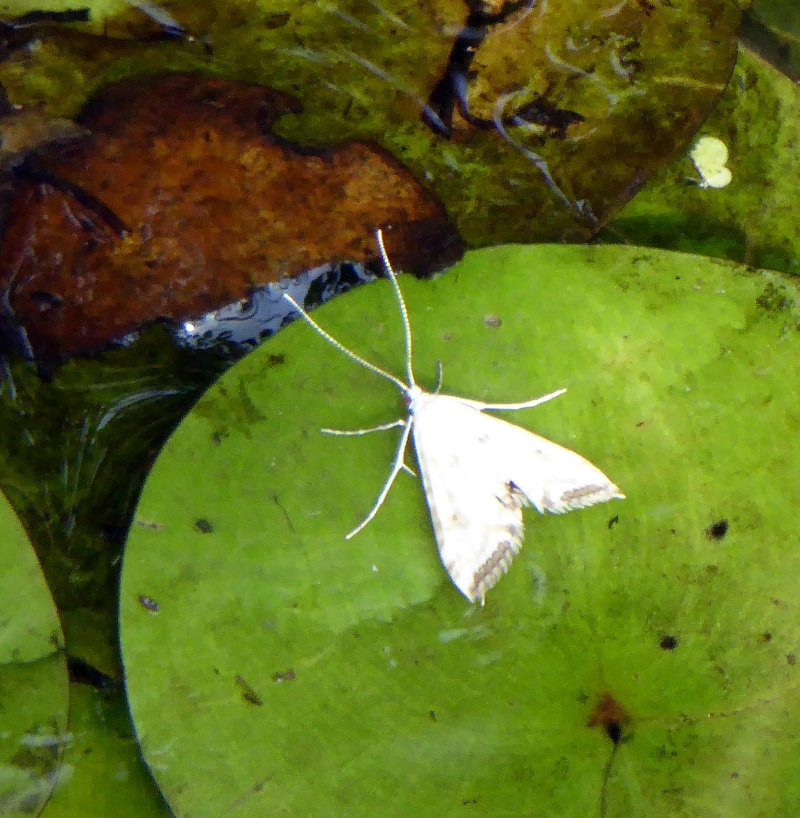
[411,394,623,603]
[411,396,525,603]
[498,417,625,517]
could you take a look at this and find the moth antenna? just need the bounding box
[376,229,416,388]
[433,360,443,394]
[283,294,408,393]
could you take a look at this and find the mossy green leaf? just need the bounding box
[0,490,68,815]
[121,245,800,817]
[609,46,800,274]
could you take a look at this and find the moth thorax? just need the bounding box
[405,385,423,406]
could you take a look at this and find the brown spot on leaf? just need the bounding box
[587,693,631,745]
[0,74,462,358]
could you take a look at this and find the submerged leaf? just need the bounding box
[0,74,461,358]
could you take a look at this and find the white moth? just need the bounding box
[284,233,624,604]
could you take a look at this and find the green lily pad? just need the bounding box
[0,490,68,816]
[121,244,800,816]
[42,683,172,818]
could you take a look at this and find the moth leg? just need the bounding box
[323,418,416,477]
[345,417,414,540]
[322,418,406,436]
[471,387,567,412]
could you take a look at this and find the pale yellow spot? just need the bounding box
[690,136,732,189]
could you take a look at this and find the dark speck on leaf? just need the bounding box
[787,654,796,666]
[659,635,678,650]
[705,519,729,540]
[756,282,788,312]
[510,94,585,140]
[267,353,285,366]
[138,594,160,613]
[195,518,214,534]
[235,674,263,706]
[135,520,164,531]
[608,515,619,530]
[605,720,623,745]
[272,668,296,683]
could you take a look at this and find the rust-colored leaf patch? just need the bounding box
[0,74,461,359]
[587,692,632,744]
[0,108,87,172]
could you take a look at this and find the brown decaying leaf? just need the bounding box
[0,108,87,171]
[0,74,462,359]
